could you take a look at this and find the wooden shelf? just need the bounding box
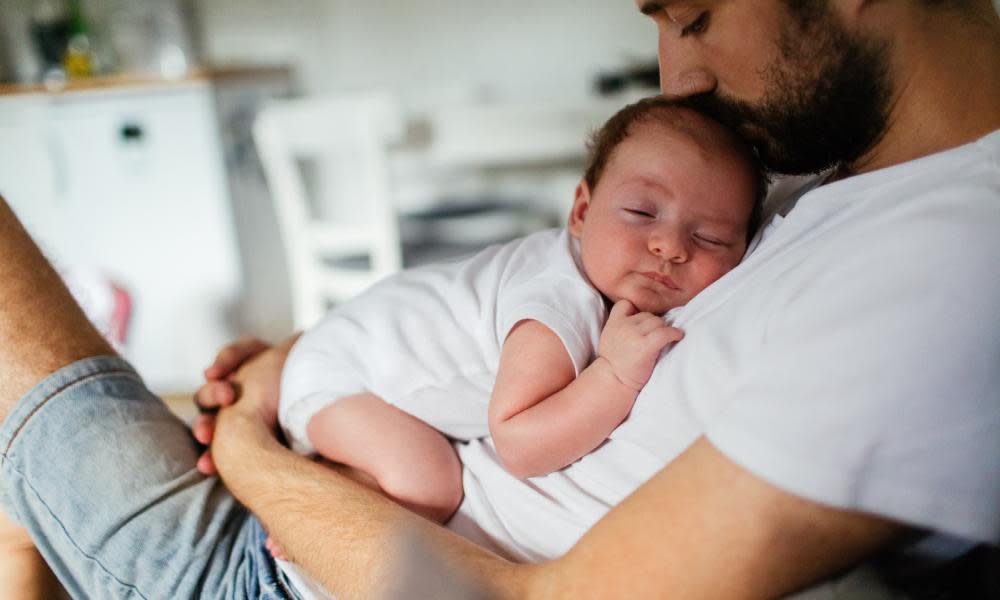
[0,65,291,97]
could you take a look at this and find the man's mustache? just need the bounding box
[684,92,759,134]
[682,92,778,169]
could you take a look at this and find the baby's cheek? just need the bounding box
[693,260,735,292]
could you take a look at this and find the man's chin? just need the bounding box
[716,120,821,175]
[733,127,838,174]
[736,121,767,144]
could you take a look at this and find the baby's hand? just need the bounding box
[598,300,684,391]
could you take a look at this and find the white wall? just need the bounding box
[195,0,656,99]
[193,0,1000,99]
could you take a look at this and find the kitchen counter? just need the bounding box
[0,65,291,97]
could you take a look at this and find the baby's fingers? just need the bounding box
[608,299,637,321]
[631,313,669,334]
[646,325,685,349]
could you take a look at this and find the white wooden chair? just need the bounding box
[253,92,405,329]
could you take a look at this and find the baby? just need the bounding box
[277,96,764,529]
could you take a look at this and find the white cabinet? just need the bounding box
[0,98,65,247]
[0,82,244,393]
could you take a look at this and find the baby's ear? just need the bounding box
[568,179,592,238]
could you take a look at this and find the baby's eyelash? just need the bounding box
[694,233,729,247]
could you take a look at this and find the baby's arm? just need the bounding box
[489,300,682,479]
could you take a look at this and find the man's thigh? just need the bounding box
[0,508,67,599]
[0,198,115,417]
[0,356,293,599]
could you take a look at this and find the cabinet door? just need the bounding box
[46,85,242,392]
[0,97,67,255]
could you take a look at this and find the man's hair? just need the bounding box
[583,96,768,245]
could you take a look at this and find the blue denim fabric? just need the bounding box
[0,355,299,599]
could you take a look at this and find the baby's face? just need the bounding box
[569,122,755,315]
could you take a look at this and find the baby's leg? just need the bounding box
[306,393,464,524]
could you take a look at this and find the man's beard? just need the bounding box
[687,10,894,175]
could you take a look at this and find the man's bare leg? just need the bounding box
[0,510,67,600]
[0,198,113,422]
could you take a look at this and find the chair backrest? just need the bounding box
[254,92,405,329]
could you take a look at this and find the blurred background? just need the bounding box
[0,0,661,394]
[4,2,997,396]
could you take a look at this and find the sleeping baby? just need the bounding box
[273,97,765,551]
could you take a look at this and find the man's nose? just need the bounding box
[657,32,717,98]
[649,228,688,262]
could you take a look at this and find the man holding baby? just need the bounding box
[0,1,998,598]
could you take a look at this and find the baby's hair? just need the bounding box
[583,96,768,245]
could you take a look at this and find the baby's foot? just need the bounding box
[265,535,288,561]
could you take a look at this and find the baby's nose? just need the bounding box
[649,230,688,261]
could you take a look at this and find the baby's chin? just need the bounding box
[616,294,685,316]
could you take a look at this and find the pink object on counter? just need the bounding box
[60,267,133,353]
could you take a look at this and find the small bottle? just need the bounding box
[30,0,70,82]
[62,0,94,78]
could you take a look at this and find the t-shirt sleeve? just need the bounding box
[278,315,369,455]
[705,199,1000,544]
[498,274,608,376]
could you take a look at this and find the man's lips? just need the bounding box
[642,272,681,291]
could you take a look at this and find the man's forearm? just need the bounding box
[212,409,535,600]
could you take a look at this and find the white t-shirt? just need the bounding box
[462,130,1000,560]
[285,129,1000,598]
[279,228,608,454]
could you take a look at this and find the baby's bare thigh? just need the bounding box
[306,393,464,522]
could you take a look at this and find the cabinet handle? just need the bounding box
[120,123,144,142]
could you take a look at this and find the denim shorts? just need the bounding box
[0,355,301,599]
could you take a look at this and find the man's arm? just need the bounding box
[214,410,533,599]
[537,437,903,598]
[211,349,903,600]
[205,338,535,598]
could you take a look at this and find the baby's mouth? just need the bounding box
[641,271,681,291]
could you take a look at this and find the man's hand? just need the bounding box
[598,300,683,391]
[192,335,298,474]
